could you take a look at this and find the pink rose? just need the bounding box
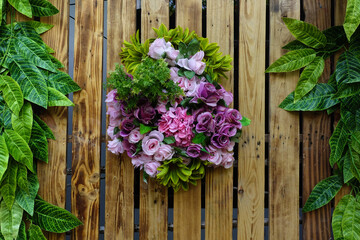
[154,144,174,161]
[128,128,144,143]
[227,141,235,151]
[156,100,167,114]
[177,58,191,70]
[109,115,122,127]
[166,49,179,60]
[148,38,167,59]
[131,153,153,168]
[141,131,164,155]
[170,67,179,80]
[188,51,206,75]
[221,151,234,169]
[105,89,117,104]
[144,161,161,177]
[207,149,222,165]
[107,126,120,140]
[108,138,124,155]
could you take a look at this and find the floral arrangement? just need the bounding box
[106,25,249,191]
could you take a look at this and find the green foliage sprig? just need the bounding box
[0,1,81,239]
[266,0,360,238]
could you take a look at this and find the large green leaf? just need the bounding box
[47,87,74,107]
[0,135,9,181]
[34,115,55,140]
[15,172,39,216]
[343,151,355,183]
[8,0,32,18]
[4,130,34,173]
[0,104,12,129]
[282,40,308,50]
[14,23,46,51]
[33,198,82,233]
[25,21,54,34]
[46,70,81,95]
[342,195,360,240]
[294,56,325,101]
[302,174,343,212]
[344,0,360,41]
[0,201,23,240]
[0,0,4,23]
[16,164,27,192]
[0,75,24,116]
[265,48,316,73]
[350,148,360,181]
[29,120,48,163]
[350,28,360,60]
[279,83,339,111]
[334,83,360,99]
[27,224,46,240]
[333,194,354,240]
[8,55,48,108]
[16,221,26,240]
[14,36,57,72]
[323,26,347,49]
[329,120,349,167]
[336,51,360,86]
[283,17,327,48]
[29,0,59,17]
[11,102,33,143]
[0,160,18,209]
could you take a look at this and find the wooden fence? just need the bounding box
[34,0,349,239]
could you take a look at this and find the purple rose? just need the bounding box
[144,161,161,177]
[196,112,215,133]
[211,134,230,149]
[134,102,156,124]
[214,113,226,126]
[120,119,135,137]
[217,124,237,137]
[217,86,233,106]
[225,109,242,128]
[186,144,202,158]
[193,82,220,107]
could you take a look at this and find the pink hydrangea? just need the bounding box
[158,107,194,147]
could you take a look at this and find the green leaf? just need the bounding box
[16,221,26,240]
[332,194,353,240]
[4,130,34,173]
[282,40,308,50]
[344,0,360,41]
[33,198,82,233]
[27,224,46,240]
[29,0,59,17]
[283,17,327,48]
[323,26,347,49]
[294,56,325,101]
[279,83,340,111]
[139,123,154,135]
[329,120,348,167]
[335,51,360,86]
[0,201,23,240]
[8,55,48,108]
[0,75,24,116]
[302,175,343,212]
[8,0,32,18]
[240,116,251,127]
[0,0,4,23]
[333,82,360,99]
[34,115,55,140]
[25,20,54,34]
[192,133,206,144]
[343,151,355,183]
[0,160,18,209]
[15,172,39,216]
[11,102,33,143]
[47,87,74,107]
[46,70,81,95]
[184,70,195,79]
[342,195,360,240]
[0,135,9,181]
[265,48,316,73]
[163,136,175,144]
[29,120,48,163]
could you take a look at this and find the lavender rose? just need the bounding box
[196,112,215,133]
[211,134,230,149]
[186,144,203,158]
[144,161,161,177]
[193,82,220,107]
[214,113,226,127]
[134,102,156,124]
[188,51,206,75]
[217,123,237,137]
[154,144,174,161]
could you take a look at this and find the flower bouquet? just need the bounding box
[106,24,250,191]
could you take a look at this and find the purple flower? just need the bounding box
[217,86,233,106]
[214,113,226,126]
[193,82,220,107]
[225,109,242,128]
[211,134,230,149]
[134,102,156,124]
[196,112,215,133]
[186,144,202,158]
[217,123,237,137]
[188,51,206,75]
[120,119,135,137]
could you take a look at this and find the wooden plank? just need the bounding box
[37,1,69,240]
[105,1,136,240]
[173,1,202,240]
[269,0,300,239]
[237,0,266,239]
[205,1,234,239]
[301,1,332,239]
[139,1,169,239]
[71,0,103,239]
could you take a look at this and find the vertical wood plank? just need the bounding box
[237,0,266,239]
[37,1,69,240]
[139,1,169,239]
[205,1,234,239]
[269,0,300,239]
[173,1,202,240]
[71,0,103,239]
[302,1,332,239]
[105,1,136,240]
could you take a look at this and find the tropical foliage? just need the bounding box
[0,1,81,239]
[266,0,360,238]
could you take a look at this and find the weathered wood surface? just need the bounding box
[302,1,332,239]
[173,1,202,240]
[104,1,136,240]
[269,0,300,239]
[71,0,103,239]
[237,0,266,239]
[205,1,234,239]
[139,1,169,239]
[37,0,69,239]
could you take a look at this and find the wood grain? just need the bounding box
[205,1,234,239]
[301,1,332,239]
[173,1,202,239]
[71,0,103,239]
[139,1,169,239]
[237,0,266,239]
[269,0,300,239]
[104,1,136,240]
[37,1,69,240]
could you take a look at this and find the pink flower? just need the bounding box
[221,151,234,169]
[105,89,117,104]
[107,126,120,140]
[109,115,122,127]
[148,38,179,61]
[177,58,191,70]
[144,161,161,177]
[131,153,153,168]
[188,51,206,75]
[141,131,164,155]
[128,128,144,143]
[156,100,167,114]
[154,144,174,161]
[108,138,124,155]
[226,141,235,151]
[170,67,179,80]
[207,150,222,165]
